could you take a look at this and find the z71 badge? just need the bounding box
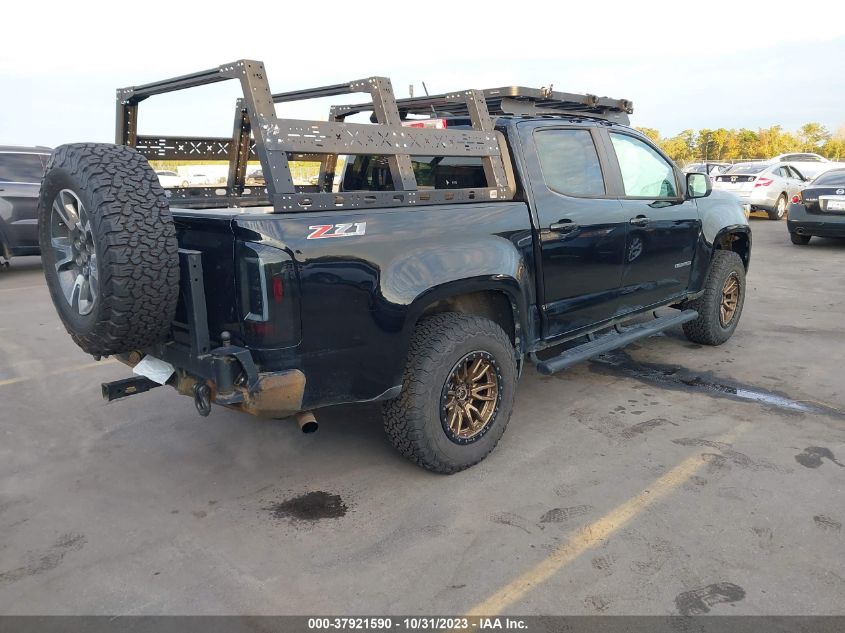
[307,222,367,240]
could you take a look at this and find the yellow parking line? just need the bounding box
[0,358,118,388]
[0,284,44,293]
[465,423,749,616]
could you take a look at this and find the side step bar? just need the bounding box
[534,310,699,376]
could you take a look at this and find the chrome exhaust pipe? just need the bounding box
[295,411,318,433]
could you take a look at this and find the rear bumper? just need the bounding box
[787,202,845,237]
[116,350,307,418]
[787,219,845,238]
[722,189,778,210]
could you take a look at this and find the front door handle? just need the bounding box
[629,215,649,226]
[549,221,579,234]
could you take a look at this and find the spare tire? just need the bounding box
[37,143,180,356]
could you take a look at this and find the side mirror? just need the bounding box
[687,172,711,199]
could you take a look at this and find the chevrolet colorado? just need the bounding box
[37,60,750,473]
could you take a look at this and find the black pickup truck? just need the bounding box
[37,60,750,473]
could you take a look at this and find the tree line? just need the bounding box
[635,123,845,165]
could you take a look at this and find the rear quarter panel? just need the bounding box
[232,201,536,409]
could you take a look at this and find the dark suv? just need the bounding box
[0,146,51,266]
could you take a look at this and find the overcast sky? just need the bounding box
[2,0,844,147]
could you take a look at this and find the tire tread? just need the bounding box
[38,143,180,355]
[382,313,516,474]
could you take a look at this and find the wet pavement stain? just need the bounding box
[266,491,348,522]
[673,438,789,473]
[590,350,844,418]
[813,515,842,532]
[539,505,594,524]
[674,582,746,615]
[795,447,845,469]
[0,533,86,585]
[491,512,532,534]
[620,417,678,439]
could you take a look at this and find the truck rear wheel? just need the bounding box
[383,313,517,474]
[38,143,180,356]
[681,250,745,346]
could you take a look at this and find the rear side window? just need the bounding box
[534,129,605,196]
[610,133,678,198]
[341,155,485,192]
[812,170,845,186]
[0,153,47,183]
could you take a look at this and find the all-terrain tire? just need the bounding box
[38,143,180,356]
[682,250,746,346]
[768,194,787,220]
[382,313,518,474]
[790,232,811,245]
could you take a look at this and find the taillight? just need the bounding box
[272,274,284,303]
[237,242,300,348]
[402,118,447,129]
[754,177,773,188]
[791,194,801,204]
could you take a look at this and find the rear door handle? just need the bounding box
[549,221,579,234]
[629,215,649,226]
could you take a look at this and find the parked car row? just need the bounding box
[154,170,225,188]
[712,162,809,220]
[686,155,845,243]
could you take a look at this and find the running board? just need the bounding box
[534,310,699,376]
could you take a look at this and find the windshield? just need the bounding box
[782,154,823,162]
[726,164,768,175]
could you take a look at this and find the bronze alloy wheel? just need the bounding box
[720,272,740,327]
[440,351,502,444]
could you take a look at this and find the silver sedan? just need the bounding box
[713,162,809,220]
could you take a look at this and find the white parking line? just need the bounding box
[0,358,117,388]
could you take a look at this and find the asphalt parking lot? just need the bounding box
[1,218,843,616]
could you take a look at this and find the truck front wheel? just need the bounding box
[383,313,517,473]
[681,250,746,346]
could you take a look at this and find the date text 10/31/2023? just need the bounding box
[307,618,528,630]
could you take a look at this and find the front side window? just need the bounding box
[534,129,605,196]
[610,133,678,198]
[0,153,47,183]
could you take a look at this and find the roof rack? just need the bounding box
[116,60,629,212]
[329,86,633,124]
